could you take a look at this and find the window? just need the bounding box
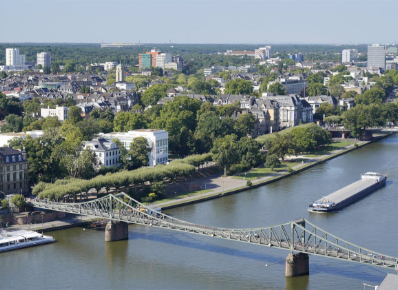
[13,172,17,181]
[5,157,9,163]
[7,174,10,182]
[18,155,22,161]
[99,153,102,157]
[12,156,15,162]
[106,160,108,166]
[13,165,16,171]
[6,166,10,171]
[106,153,108,157]
[20,183,22,189]
[14,183,16,189]
[19,172,22,180]
[7,185,10,190]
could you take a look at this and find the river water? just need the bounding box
[2,135,398,290]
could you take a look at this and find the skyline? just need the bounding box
[1,0,397,44]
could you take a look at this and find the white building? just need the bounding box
[40,106,69,121]
[103,62,118,70]
[5,92,32,102]
[268,77,308,95]
[156,53,172,69]
[83,138,120,168]
[98,129,168,167]
[0,131,44,147]
[37,52,51,67]
[164,62,182,71]
[6,48,25,66]
[115,82,135,90]
[368,44,386,69]
[254,46,272,59]
[342,49,358,63]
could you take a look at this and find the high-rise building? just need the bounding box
[37,52,51,67]
[156,53,172,69]
[289,54,296,61]
[173,55,184,67]
[254,46,272,59]
[368,44,386,69]
[342,49,358,63]
[139,53,152,69]
[295,53,304,62]
[6,48,25,66]
[116,64,124,82]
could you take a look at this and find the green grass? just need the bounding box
[303,141,354,157]
[150,189,212,204]
[232,162,301,180]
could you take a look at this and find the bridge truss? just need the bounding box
[31,193,398,270]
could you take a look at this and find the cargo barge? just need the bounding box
[308,172,386,213]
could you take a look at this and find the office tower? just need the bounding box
[37,52,51,67]
[368,44,386,69]
[342,49,358,63]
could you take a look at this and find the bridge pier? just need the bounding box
[285,253,309,277]
[105,221,129,242]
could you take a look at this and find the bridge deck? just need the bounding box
[30,193,398,270]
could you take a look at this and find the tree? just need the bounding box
[382,103,398,124]
[23,98,41,116]
[68,106,83,124]
[62,148,96,179]
[1,199,9,209]
[307,73,325,84]
[80,85,91,94]
[268,82,287,95]
[43,66,51,74]
[0,93,23,119]
[342,105,366,138]
[0,71,7,79]
[375,75,394,97]
[355,88,385,105]
[237,137,263,167]
[114,112,147,132]
[11,195,26,208]
[224,79,253,95]
[342,91,358,99]
[141,84,168,107]
[190,80,215,95]
[314,103,338,120]
[265,154,281,170]
[307,83,327,96]
[328,84,345,98]
[51,62,61,74]
[211,134,239,176]
[236,113,256,136]
[128,137,151,169]
[176,74,187,85]
[333,64,347,73]
[1,114,23,133]
[265,133,296,160]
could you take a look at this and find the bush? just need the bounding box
[11,195,25,208]
[227,162,251,176]
[1,199,9,209]
[246,181,253,186]
[265,154,281,170]
[288,167,294,173]
[354,143,359,148]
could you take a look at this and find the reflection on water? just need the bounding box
[285,275,309,290]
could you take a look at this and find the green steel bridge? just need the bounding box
[30,192,398,272]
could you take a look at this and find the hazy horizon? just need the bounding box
[1,0,397,44]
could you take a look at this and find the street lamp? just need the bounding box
[244,173,247,180]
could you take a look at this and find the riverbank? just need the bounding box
[156,131,395,210]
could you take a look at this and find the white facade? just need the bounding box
[254,46,272,59]
[342,49,358,63]
[37,52,51,67]
[164,62,182,71]
[0,131,44,147]
[40,106,69,121]
[6,48,25,66]
[98,129,168,167]
[83,139,120,168]
[104,62,118,70]
[156,53,172,69]
[368,44,386,69]
[115,82,135,90]
[5,92,32,102]
[0,65,30,72]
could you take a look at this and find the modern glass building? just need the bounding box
[368,44,386,69]
[139,53,152,69]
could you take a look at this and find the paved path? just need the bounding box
[153,142,365,209]
[7,215,94,231]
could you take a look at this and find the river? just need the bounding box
[1,135,398,290]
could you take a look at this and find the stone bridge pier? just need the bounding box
[105,221,129,242]
[285,253,309,277]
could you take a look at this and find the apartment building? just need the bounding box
[0,147,29,196]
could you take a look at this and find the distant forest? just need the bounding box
[0,43,369,74]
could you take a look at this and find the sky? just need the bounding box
[0,0,397,44]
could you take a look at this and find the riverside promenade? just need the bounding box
[7,131,395,232]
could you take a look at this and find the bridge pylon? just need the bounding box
[285,252,309,277]
[105,221,129,242]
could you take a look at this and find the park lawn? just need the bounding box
[233,161,301,180]
[303,141,354,157]
[150,189,212,204]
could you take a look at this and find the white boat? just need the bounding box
[0,229,55,253]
